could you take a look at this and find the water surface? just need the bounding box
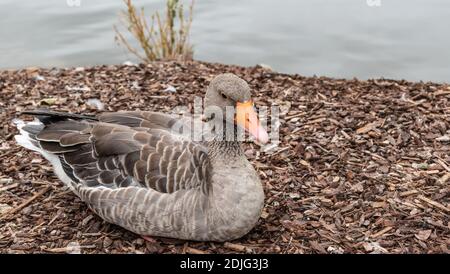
[1,0,449,82]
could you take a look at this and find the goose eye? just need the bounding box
[221,93,228,99]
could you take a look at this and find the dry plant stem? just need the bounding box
[115,0,194,62]
[1,186,51,220]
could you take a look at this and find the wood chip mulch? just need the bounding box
[0,61,449,254]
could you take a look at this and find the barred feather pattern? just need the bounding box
[16,110,264,241]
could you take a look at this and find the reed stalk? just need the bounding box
[114,0,194,62]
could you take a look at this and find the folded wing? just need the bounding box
[31,112,210,194]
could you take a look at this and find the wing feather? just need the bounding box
[32,113,210,194]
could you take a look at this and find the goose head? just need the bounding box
[204,73,269,144]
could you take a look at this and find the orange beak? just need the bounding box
[236,101,269,144]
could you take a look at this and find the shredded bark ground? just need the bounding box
[0,61,449,253]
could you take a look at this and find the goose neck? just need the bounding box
[206,139,243,162]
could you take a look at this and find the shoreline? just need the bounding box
[2,60,449,85]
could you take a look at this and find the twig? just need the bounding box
[0,182,19,192]
[417,195,450,213]
[285,112,306,120]
[370,226,393,239]
[185,246,208,254]
[82,233,103,237]
[399,190,419,197]
[0,186,51,219]
[434,158,450,173]
[268,146,289,157]
[45,245,96,253]
[340,130,352,140]
[434,90,450,96]
[42,189,73,202]
[224,242,253,253]
[0,178,14,184]
[29,221,46,233]
[47,210,62,226]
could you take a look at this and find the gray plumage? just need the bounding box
[14,73,265,241]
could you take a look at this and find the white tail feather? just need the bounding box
[13,118,76,189]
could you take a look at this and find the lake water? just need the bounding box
[1,0,449,82]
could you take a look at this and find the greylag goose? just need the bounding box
[14,73,269,242]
